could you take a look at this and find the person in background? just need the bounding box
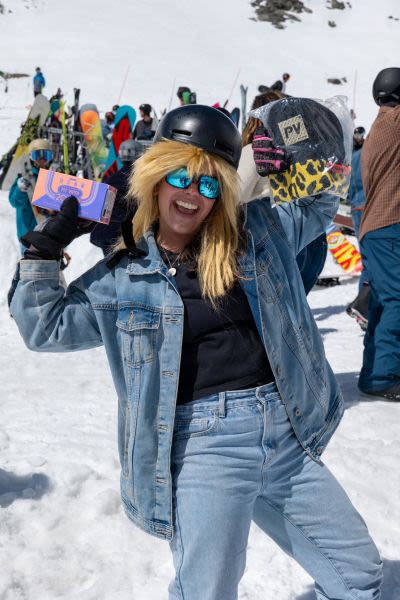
[8,139,53,254]
[177,86,197,105]
[346,126,369,328]
[10,104,382,600]
[358,67,400,400]
[33,67,45,97]
[92,139,144,255]
[132,104,157,141]
[101,111,115,145]
[239,90,327,295]
[270,72,290,94]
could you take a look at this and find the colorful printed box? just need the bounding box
[31,169,117,224]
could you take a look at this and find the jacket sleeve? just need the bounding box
[8,178,27,208]
[10,259,103,352]
[275,193,339,255]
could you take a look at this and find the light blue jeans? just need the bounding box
[169,383,382,600]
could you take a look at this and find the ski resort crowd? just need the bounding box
[4,65,400,599]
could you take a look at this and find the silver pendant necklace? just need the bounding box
[160,246,181,276]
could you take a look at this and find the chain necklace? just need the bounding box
[159,246,181,276]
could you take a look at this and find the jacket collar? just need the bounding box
[125,229,165,275]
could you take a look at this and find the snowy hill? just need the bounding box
[1,1,400,599]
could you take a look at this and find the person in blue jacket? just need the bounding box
[10,106,381,600]
[33,67,45,97]
[8,139,53,254]
[346,127,370,327]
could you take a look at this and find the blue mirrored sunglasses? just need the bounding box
[165,168,220,200]
[30,149,53,162]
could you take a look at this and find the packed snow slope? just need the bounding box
[1,1,400,599]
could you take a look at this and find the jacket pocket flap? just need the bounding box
[117,306,161,331]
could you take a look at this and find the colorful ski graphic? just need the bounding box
[79,103,108,180]
[103,105,136,180]
[326,223,362,274]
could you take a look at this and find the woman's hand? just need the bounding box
[21,196,94,260]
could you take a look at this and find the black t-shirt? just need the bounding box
[161,250,274,404]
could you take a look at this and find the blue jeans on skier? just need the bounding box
[359,223,400,392]
[169,383,382,599]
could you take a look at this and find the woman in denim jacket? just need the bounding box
[11,105,381,599]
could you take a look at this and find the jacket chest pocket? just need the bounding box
[117,306,161,367]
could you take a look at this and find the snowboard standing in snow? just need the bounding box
[1,94,50,190]
[79,103,108,180]
[102,105,136,181]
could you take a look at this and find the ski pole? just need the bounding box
[117,65,131,105]
[352,69,358,120]
[167,76,177,113]
[223,68,241,109]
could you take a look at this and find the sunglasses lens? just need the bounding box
[198,175,220,199]
[165,168,192,190]
[31,149,53,162]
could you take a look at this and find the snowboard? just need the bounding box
[102,105,136,181]
[79,103,108,180]
[326,223,363,274]
[230,107,240,128]
[1,94,50,190]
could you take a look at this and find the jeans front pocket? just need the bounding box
[173,410,218,440]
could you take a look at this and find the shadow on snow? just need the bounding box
[0,468,51,508]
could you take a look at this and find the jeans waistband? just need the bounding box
[175,381,279,417]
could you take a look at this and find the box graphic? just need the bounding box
[31,169,117,224]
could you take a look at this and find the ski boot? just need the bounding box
[346,285,369,331]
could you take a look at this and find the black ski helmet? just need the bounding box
[153,105,242,169]
[354,126,365,137]
[372,67,400,105]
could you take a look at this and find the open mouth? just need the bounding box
[174,199,200,215]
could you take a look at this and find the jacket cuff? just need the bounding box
[19,259,60,280]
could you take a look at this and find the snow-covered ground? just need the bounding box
[1,1,400,599]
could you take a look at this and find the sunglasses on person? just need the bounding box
[30,149,53,162]
[165,167,220,200]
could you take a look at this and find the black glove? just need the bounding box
[252,127,288,177]
[21,196,94,260]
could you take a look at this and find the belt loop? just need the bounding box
[218,391,226,418]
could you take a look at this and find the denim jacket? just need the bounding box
[10,193,343,541]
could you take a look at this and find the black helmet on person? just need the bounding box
[353,126,365,139]
[118,139,145,163]
[105,111,115,123]
[153,105,242,169]
[372,67,400,105]
[139,103,152,116]
[354,126,365,136]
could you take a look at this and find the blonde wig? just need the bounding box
[128,139,242,303]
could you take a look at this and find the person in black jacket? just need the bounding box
[91,140,144,255]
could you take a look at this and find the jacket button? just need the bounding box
[295,408,301,417]
[316,447,323,455]
[277,367,282,376]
